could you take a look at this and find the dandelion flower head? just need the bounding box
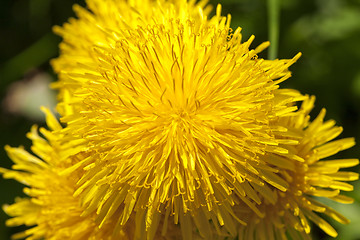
[50,0,310,234]
[0,109,119,239]
[235,96,359,239]
[49,0,317,236]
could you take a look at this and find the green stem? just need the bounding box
[267,0,280,60]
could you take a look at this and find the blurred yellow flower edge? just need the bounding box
[1,0,359,240]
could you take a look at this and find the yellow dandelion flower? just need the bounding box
[235,96,359,240]
[1,109,114,239]
[50,0,307,237]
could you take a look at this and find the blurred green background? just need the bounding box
[1,0,360,239]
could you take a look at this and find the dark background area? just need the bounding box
[1,0,360,239]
